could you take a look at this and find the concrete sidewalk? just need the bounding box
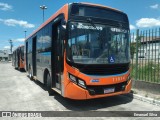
[125,89,160,106]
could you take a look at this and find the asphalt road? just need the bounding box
[0,62,159,120]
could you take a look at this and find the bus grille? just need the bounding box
[87,81,127,95]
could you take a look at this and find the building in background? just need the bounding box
[138,37,160,59]
[132,36,160,59]
[0,50,9,61]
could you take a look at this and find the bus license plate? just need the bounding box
[104,88,115,94]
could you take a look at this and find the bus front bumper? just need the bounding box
[65,80,132,100]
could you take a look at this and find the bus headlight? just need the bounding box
[78,79,86,89]
[69,74,77,84]
[68,73,86,89]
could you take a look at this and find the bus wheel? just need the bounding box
[29,66,33,80]
[46,73,54,95]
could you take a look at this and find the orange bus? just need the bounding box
[12,45,25,71]
[24,2,131,100]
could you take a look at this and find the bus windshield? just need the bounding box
[67,22,130,64]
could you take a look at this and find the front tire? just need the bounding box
[46,73,54,95]
[29,66,33,80]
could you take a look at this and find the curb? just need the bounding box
[124,93,160,106]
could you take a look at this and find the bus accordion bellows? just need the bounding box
[12,45,25,71]
[24,2,131,100]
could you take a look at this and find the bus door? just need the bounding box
[52,22,64,90]
[32,36,37,76]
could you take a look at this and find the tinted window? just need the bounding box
[28,38,32,53]
[71,5,128,23]
[42,25,51,51]
[37,30,43,51]
[67,22,130,64]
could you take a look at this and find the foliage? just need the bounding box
[131,62,160,83]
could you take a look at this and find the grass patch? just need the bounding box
[131,61,160,83]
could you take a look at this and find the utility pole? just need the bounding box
[40,5,47,23]
[24,30,27,38]
[9,39,13,53]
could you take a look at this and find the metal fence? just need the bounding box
[130,28,160,84]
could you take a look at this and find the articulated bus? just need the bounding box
[12,45,25,71]
[24,2,131,100]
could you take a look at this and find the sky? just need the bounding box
[0,0,160,52]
